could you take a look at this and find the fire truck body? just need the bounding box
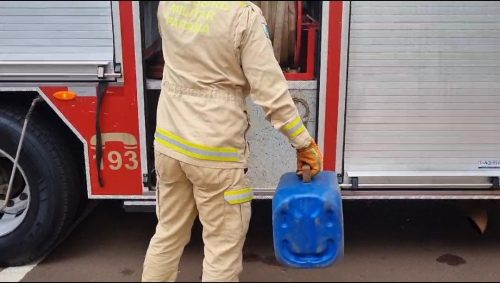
[0,1,326,202]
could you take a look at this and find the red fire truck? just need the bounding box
[1,1,500,266]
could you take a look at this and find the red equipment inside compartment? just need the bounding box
[284,1,319,81]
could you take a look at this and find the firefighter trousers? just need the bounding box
[142,151,252,282]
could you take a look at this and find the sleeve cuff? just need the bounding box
[290,129,312,149]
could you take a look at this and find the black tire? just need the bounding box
[0,103,82,267]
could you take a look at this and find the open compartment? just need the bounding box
[140,1,322,82]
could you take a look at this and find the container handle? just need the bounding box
[302,165,312,183]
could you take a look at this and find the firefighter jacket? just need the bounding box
[155,1,312,169]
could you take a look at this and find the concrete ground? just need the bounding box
[5,199,500,282]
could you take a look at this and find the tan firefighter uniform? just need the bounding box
[143,1,313,282]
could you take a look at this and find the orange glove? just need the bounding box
[296,139,323,178]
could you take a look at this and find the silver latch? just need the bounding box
[97,66,105,79]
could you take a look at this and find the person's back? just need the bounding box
[143,2,323,282]
[155,1,313,168]
[159,1,249,91]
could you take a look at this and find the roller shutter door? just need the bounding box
[344,1,500,186]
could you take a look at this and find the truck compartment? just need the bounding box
[139,1,323,195]
[0,1,120,82]
[141,1,322,81]
[342,1,500,190]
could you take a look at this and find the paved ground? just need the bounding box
[7,199,500,282]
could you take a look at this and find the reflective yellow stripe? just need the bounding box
[156,138,239,162]
[290,125,306,138]
[239,1,250,7]
[283,116,302,132]
[225,188,252,196]
[224,188,253,205]
[155,128,240,162]
[282,117,307,139]
[156,127,238,153]
[227,196,253,205]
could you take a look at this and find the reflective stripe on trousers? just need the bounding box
[224,188,253,205]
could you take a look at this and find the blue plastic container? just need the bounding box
[272,171,344,268]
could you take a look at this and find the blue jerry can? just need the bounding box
[272,171,344,268]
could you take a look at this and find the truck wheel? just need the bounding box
[0,104,82,266]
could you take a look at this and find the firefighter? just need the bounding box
[142,1,323,282]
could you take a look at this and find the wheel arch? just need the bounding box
[0,89,88,197]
